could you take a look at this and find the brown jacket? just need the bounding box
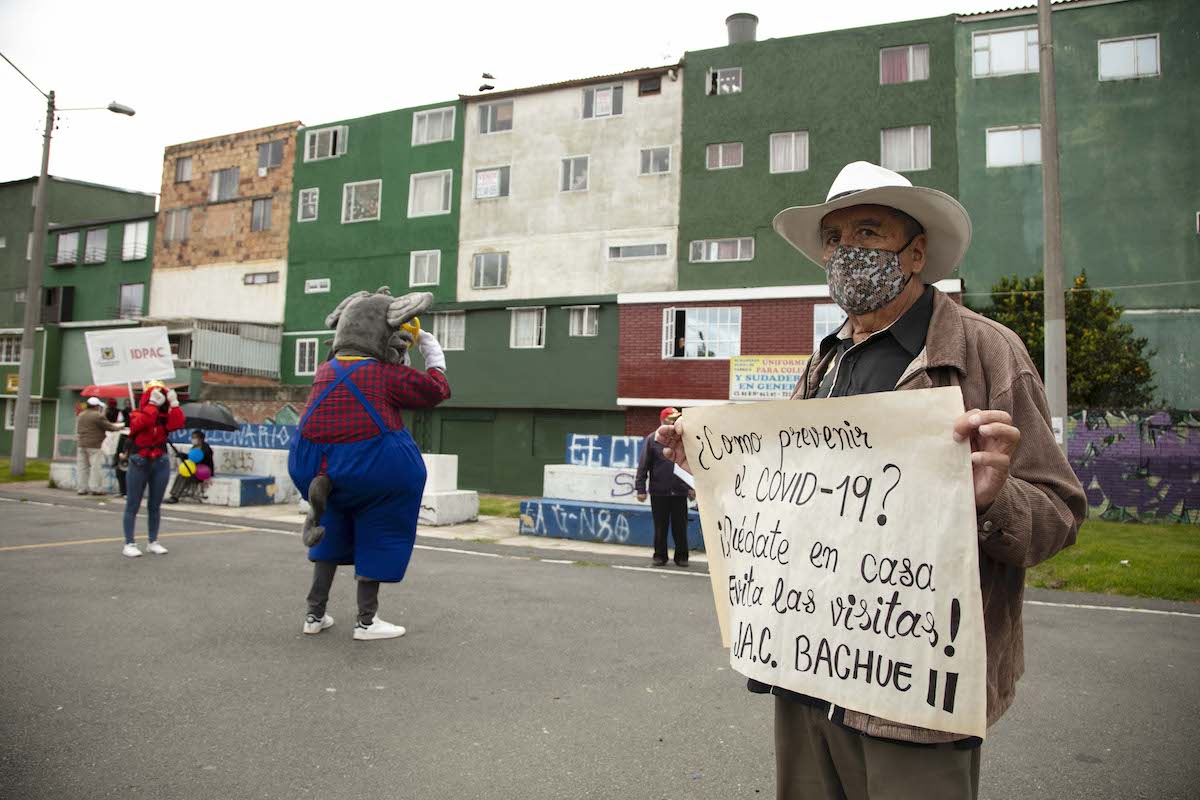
[791,288,1087,744]
[75,407,122,449]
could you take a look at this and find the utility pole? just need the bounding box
[1038,0,1068,453]
[9,90,55,476]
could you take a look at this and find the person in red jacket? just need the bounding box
[122,379,185,558]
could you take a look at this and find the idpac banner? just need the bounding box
[729,356,810,401]
[85,326,175,385]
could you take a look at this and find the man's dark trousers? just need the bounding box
[649,494,689,564]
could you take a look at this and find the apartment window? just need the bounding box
[304,278,331,294]
[257,140,284,171]
[880,125,931,172]
[813,304,848,346]
[770,131,809,174]
[118,283,144,319]
[297,188,319,222]
[413,106,456,145]
[609,243,667,259]
[174,156,192,183]
[880,44,930,84]
[973,27,1038,77]
[342,179,382,223]
[640,146,671,175]
[583,85,623,118]
[662,307,741,359]
[475,166,511,199]
[84,228,108,264]
[986,126,1042,167]
[472,252,508,289]
[5,400,39,430]
[0,335,20,363]
[638,77,661,96]
[243,271,279,285]
[706,142,743,170]
[1099,34,1159,80]
[122,221,149,260]
[54,231,79,264]
[561,156,589,192]
[409,170,453,217]
[689,237,754,263]
[251,198,272,232]
[568,306,599,337]
[410,250,440,286]
[295,338,318,376]
[509,307,546,349]
[164,208,191,242]
[430,312,465,351]
[479,100,513,134]
[13,290,24,304]
[304,125,348,161]
[209,167,239,202]
[707,67,742,95]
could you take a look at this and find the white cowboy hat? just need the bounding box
[772,161,972,284]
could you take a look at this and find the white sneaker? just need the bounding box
[303,614,334,635]
[147,541,168,555]
[353,618,406,641]
[122,543,142,558]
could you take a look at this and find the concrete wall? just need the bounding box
[457,70,683,301]
[543,464,640,507]
[150,259,288,324]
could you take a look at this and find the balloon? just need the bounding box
[195,464,212,481]
[188,447,204,463]
[179,460,197,478]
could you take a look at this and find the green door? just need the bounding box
[440,419,494,492]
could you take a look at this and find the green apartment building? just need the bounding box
[282,101,465,385]
[955,0,1199,407]
[0,177,156,459]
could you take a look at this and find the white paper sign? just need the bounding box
[681,386,986,738]
[85,326,176,385]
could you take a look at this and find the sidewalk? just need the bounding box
[5,482,709,566]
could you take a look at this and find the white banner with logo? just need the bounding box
[84,326,176,385]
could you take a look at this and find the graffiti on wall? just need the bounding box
[1068,410,1199,524]
[564,434,645,469]
[170,423,296,450]
[520,500,634,544]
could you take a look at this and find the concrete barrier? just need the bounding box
[50,462,119,494]
[518,498,704,550]
[542,465,641,507]
[209,446,297,504]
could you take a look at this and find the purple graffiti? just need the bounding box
[1068,411,1200,524]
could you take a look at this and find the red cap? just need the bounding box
[660,407,681,423]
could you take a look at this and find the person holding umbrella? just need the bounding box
[123,380,185,557]
[164,430,215,504]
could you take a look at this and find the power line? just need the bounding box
[960,279,1200,298]
[0,49,48,98]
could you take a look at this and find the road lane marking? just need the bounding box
[0,527,253,552]
[1025,599,1200,618]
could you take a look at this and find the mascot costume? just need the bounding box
[289,287,450,641]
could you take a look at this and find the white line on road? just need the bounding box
[1026,599,1200,618]
[613,564,708,578]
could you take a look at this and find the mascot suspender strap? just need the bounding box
[299,359,388,442]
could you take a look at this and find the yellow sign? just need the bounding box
[5,374,17,393]
[729,356,810,401]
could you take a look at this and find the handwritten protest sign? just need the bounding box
[681,386,986,738]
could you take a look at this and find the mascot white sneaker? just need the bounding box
[288,287,450,640]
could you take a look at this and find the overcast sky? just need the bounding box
[0,0,1014,197]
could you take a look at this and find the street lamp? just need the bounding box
[1,50,135,475]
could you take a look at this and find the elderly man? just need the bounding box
[76,396,123,495]
[658,162,1086,799]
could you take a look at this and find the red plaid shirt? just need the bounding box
[299,359,450,443]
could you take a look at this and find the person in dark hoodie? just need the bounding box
[122,380,185,558]
[635,407,694,567]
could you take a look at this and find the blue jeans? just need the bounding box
[124,453,170,544]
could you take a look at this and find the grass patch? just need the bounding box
[0,459,51,484]
[1026,520,1200,602]
[478,495,524,518]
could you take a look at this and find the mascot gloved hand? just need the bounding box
[288,287,452,642]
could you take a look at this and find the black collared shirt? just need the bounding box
[816,285,935,399]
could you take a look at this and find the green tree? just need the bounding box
[978,271,1156,408]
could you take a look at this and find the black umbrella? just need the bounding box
[178,402,239,432]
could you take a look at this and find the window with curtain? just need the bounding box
[560,156,589,192]
[479,101,513,134]
[257,140,284,170]
[880,125,931,172]
[410,251,440,286]
[639,146,671,175]
[84,228,108,263]
[342,180,381,223]
[706,142,743,169]
[812,304,848,347]
[413,107,456,145]
[568,306,599,337]
[973,28,1038,77]
[472,253,508,289]
[295,339,318,376]
[880,44,930,84]
[430,312,466,350]
[986,126,1041,167]
[298,188,319,222]
[251,199,273,231]
[509,307,546,349]
[689,237,754,263]
[174,157,192,182]
[55,231,79,263]
[583,85,623,118]
[118,283,144,319]
[770,131,809,173]
[163,209,191,242]
[304,126,348,161]
[1098,35,1159,80]
[408,170,452,217]
[122,221,149,260]
[475,166,511,199]
[209,167,239,202]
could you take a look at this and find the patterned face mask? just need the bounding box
[824,235,918,316]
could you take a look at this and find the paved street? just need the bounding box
[0,488,1196,800]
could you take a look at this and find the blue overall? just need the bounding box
[288,359,428,583]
